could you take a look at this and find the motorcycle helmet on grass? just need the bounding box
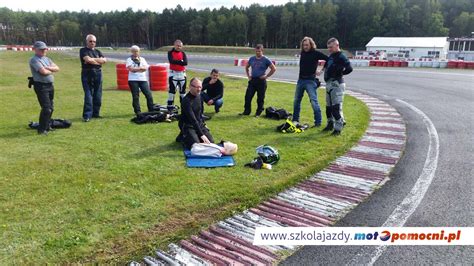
[256,145,280,165]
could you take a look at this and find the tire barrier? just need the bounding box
[447,61,458,68]
[364,59,473,69]
[149,64,168,91]
[1,45,72,51]
[446,61,474,69]
[115,63,169,91]
[273,60,299,66]
[5,45,32,51]
[234,59,249,66]
[233,58,472,69]
[350,60,369,67]
[116,64,129,90]
[232,57,474,70]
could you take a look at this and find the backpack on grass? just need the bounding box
[265,106,291,120]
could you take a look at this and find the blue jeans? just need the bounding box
[292,79,321,125]
[201,93,223,112]
[81,69,103,119]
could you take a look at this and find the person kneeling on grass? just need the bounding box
[201,69,224,113]
[126,45,154,114]
[178,77,214,149]
[178,77,238,156]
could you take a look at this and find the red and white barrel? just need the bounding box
[116,64,129,90]
[149,64,168,91]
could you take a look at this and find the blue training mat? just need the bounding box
[183,149,235,168]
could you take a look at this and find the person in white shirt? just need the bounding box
[126,45,154,114]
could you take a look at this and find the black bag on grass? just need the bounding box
[28,119,72,129]
[265,106,291,120]
[131,111,176,124]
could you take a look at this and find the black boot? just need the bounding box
[175,132,183,143]
[322,121,334,131]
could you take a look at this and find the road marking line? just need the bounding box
[351,98,440,265]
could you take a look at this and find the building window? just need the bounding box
[453,41,459,51]
[428,51,440,58]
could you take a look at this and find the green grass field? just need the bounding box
[0,51,369,263]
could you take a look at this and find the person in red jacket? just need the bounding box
[167,39,188,108]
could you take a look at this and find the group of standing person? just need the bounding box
[240,36,352,135]
[28,35,351,142]
[28,35,107,134]
[293,36,352,135]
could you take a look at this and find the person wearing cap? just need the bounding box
[29,41,60,135]
[80,34,107,122]
[126,45,154,114]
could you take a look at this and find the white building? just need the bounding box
[447,37,474,61]
[365,37,449,60]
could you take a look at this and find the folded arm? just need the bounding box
[83,56,107,65]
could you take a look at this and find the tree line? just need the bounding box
[0,0,473,50]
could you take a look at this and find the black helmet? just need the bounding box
[256,145,280,165]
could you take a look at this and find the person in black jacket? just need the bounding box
[201,69,224,113]
[79,34,107,122]
[322,37,353,135]
[179,77,214,149]
[293,36,328,127]
[167,40,188,107]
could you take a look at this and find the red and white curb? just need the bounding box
[130,91,406,266]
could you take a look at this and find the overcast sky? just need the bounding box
[1,0,293,13]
